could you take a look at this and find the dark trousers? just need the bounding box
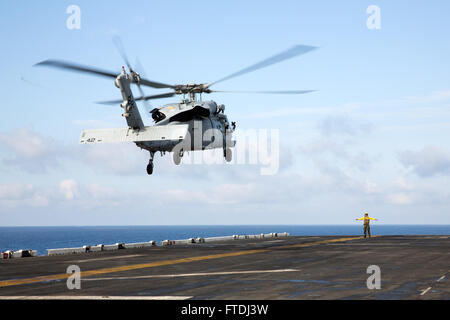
[364,224,371,238]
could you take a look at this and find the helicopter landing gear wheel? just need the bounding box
[147,152,155,175]
[146,162,154,175]
[173,149,183,165]
[224,148,232,162]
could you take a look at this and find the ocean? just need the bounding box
[1,225,449,256]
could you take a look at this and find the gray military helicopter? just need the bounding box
[35,40,316,175]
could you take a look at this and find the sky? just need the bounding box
[0,0,449,225]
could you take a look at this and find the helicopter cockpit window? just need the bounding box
[151,109,166,123]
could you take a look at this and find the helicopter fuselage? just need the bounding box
[114,71,235,156]
[139,100,234,153]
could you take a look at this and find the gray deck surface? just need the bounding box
[0,235,449,300]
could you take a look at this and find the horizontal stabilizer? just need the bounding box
[80,125,189,144]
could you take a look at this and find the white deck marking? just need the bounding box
[0,296,191,300]
[70,254,145,263]
[419,271,448,296]
[420,287,432,296]
[83,268,300,281]
[437,275,446,282]
[245,240,285,245]
[328,243,410,246]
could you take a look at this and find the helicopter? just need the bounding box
[35,39,316,175]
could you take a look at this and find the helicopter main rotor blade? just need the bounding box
[112,37,178,90]
[134,58,156,116]
[137,92,177,100]
[34,59,119,79]
[34,59,176,90]
[210,89,316,95]
[207,45,317,88]
[139,78,176,89]
[96,92,177,105]
[112,35,132,71]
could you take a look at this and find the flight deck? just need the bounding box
[0,235,449,300]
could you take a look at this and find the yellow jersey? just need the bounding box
[356,216,376,225]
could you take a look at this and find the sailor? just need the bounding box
[356,212,378,238]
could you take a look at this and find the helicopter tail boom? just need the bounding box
[79,124,189,145]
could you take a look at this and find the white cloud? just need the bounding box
[86,184,116,199]
[399,146,450,177]
[28,194,49,207]
[299,138,377,173]
[403,89,450,105]
[383,175,450,206]
[0,127,67,173]
[0,183,49,208]
[243,106,333,119]
[0,127,150,176]
[56,179,127,208]
[392,177,414,191]
[0,127,51,158]
[388,193,414,205]
[0,183,34,200]
[78,144,148,175]
[155,183,262,205]
[1,179,126,214]
[59,179,78,200]
[318,113,373,137]
[364,180,380,195]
